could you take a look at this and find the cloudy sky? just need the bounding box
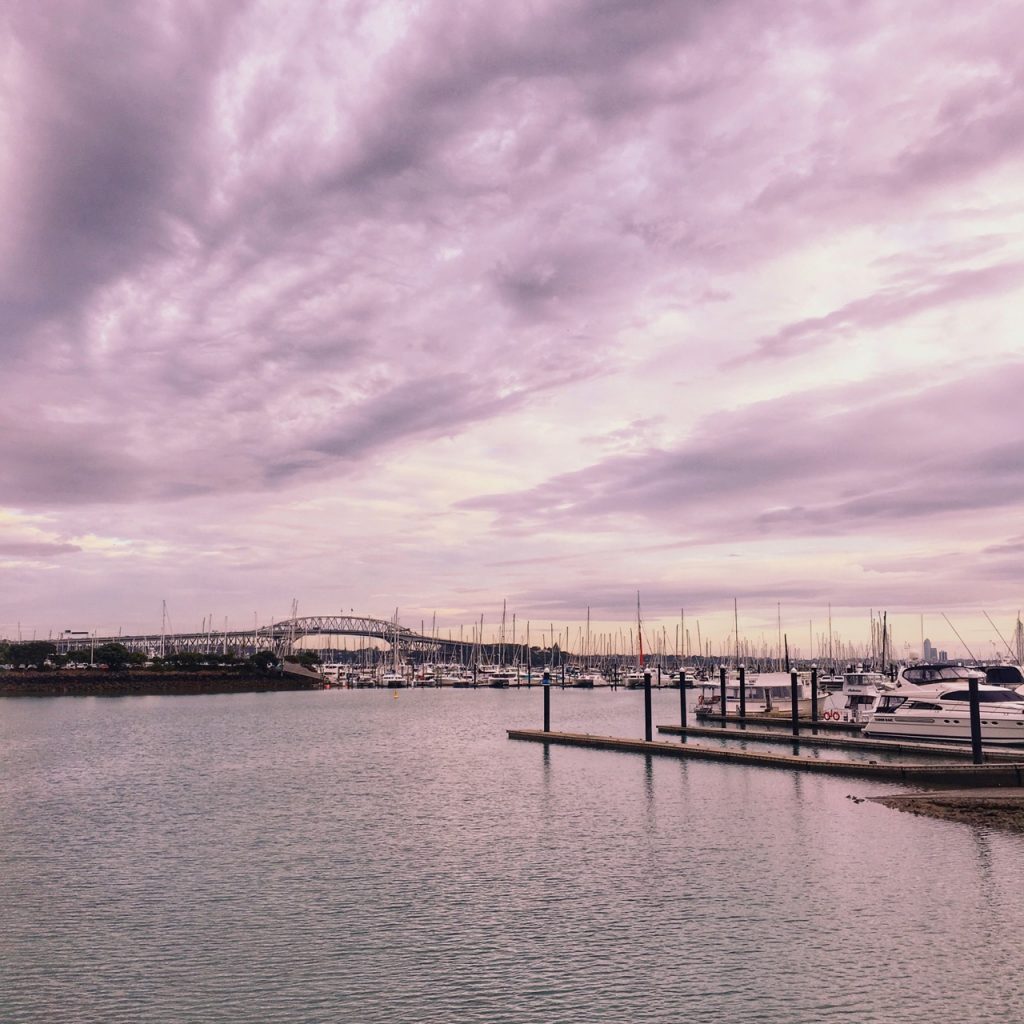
[3,0,1023,658]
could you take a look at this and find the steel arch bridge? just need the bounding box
[57,614,473,659]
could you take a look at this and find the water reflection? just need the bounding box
[2,688,1023,1024]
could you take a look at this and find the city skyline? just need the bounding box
[3,2,1023,656]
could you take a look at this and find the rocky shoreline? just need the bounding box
[0,670,322,698]
[871,790,1024,832]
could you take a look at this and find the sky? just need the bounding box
[2,0,1024,659]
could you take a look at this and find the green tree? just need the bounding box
[165,652,208,671]
[9,641,57,669]
[94,642,133,672]
[248,650,279,674]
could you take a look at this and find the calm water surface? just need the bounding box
[2,687,1022,1023]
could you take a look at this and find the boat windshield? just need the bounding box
[985,666,1024,686]
[902,665,980,684]
[939,689,1022,703]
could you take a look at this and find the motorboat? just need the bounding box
[484,666,518,688]
[623,669,649,690]
[832,669,890,724]
[863,665,1024,746]
[696,671,816,716]
[815,672,846,693]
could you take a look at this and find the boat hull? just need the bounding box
[864,717,1024,747]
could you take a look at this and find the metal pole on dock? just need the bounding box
[679,670,687,730]
[719,665,727,728]
[811,666,819,723]
[738,665,746,725]
[968,673,983,765]
[790,669,800,737]
[543,671,551,733]
[644,671,653,742]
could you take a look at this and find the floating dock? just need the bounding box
[507,729,1024,786]
[657,723,1024,762]
[694,712,862,732]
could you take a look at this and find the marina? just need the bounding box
[7,4,1024,1022]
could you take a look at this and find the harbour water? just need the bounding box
[2,687,1023,1023]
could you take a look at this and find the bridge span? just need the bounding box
[56,614,473,660]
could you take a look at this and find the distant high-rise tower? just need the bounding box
[923,638,937,661]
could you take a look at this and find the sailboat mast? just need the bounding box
[734,598,739,668]
[637,592,644,669]
[828,602,834,672]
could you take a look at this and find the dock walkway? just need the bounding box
[507,729,1024,786]
[657,723,1024,761]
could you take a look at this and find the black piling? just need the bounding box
[968,673,983,765]
[738,666,747,726]
[543,670,551,732]
[560,664,565,689]
[811,666,819,723]
[790,668,800,737]
[679,670,687,730]
[644,671,653,742]
[719,665,727,729]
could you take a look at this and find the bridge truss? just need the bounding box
[56,614,474,660]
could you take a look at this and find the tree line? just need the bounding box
[0,640,322,674]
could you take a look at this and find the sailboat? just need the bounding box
[624,594,648,689]
[574,607,598,688]
[486,601,516,687]
[381,610,407,687]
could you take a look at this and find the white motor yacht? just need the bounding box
[863,665,1024,746]
[484,666,518,688]
[696,671,819,716]
[623,668,649,689]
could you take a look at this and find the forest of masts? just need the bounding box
[312,607,1024,672]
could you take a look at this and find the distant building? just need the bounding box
[923,638,936,660]
[938,650,948,662]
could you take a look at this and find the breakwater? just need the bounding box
[0,670,322,698]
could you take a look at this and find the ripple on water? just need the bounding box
[2,688,1024,1023]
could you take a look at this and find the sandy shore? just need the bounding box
[870,789,1024,831]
